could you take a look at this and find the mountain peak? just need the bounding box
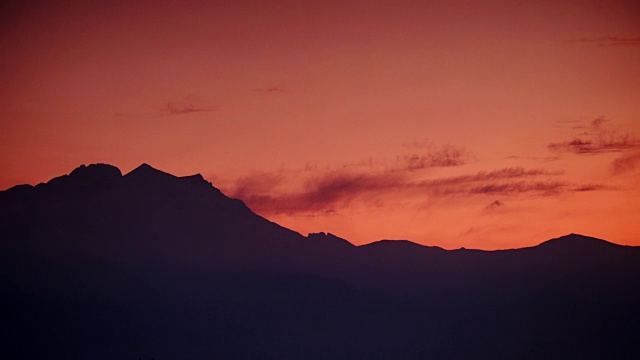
[69,163,122,179]
[44,163,123,190]
[180,173,206,182]
[307,232,355,247]
[125,163,176,180]
[361,239,435,252]
[535,233,623,254]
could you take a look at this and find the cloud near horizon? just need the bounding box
[228,165,604,216]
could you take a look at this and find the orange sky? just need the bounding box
[1,0,639,249]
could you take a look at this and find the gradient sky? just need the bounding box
[2,0,639,249]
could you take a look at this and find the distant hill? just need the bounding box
[2,163,639,359]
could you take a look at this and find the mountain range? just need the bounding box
[2,163,639,359]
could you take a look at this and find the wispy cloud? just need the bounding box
[548,117,640,155]
[485,200,505,210]
[254,86,287,93]
[439,174,594,197]
[468,181,568,195]
[165,95,216,115]
[166,102,216,115]
[505,155,560,162]
[573,184,610,192]
[612,151,640,175]
[426,167,558,184]
[232,171,406,215]
[401,144,470,169]
[228,166,602,216]
[565,36,640,47]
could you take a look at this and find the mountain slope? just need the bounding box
[1,163,639,359]
[1,163,309,267]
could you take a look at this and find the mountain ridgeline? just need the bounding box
[2,164,639,359]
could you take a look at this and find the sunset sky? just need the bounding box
[1,0,639,249]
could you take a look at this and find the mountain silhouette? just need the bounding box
[2,163,639,359]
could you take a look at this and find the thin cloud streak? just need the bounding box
[469,181,568,195]
[423,167,558,186]
[573,184,610,192]
[165,95,217,115]
[401,145,470,170]
[505,155,560,162]
[229,166,602,216]
[548,117,640,155]
[234,171,406,215]
[166,102,216,115]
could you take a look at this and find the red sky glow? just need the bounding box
[1,0,639,249]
